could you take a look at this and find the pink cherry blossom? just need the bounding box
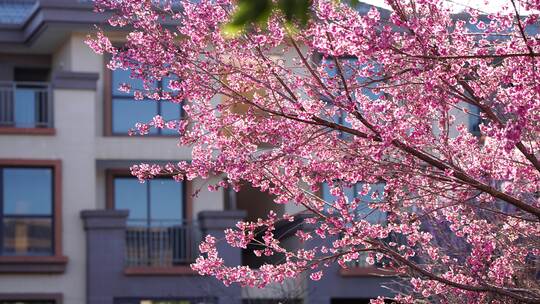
[88,0,540,302]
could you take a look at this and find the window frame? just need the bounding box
[103,57,183,137]
[0,159,66,273]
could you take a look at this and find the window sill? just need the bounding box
[0,127,56,135]
[124,265,197,276]
[339,267,397,277]
[0,256,68,273]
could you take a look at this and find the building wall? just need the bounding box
[0,87,97,303]
[0,32,226,304]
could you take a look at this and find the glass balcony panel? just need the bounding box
[14,88,37,128]
[0,82,51,128]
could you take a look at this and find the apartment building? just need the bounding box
[0,1,430,303]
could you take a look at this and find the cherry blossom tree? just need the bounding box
[87,0,540,302]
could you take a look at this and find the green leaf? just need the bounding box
[224,0,273,36]
[278,0,310,26]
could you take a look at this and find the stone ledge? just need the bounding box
[80,209,129,229]
[52,71,99,90]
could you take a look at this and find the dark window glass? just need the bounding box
[1,167,54,256]
[14,67,50,82]
[2,217,53,255]
[0,301,55,304]
[111,69,181,135]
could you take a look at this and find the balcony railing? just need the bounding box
[125,220,200,267]
[0,81,53,128]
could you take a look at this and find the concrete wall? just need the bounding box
[0,87,97,303]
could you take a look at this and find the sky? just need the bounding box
[361,0,530,14]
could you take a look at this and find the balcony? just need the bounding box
[125,219,200,267]
[81,209,246,303]
[0,81,54,134]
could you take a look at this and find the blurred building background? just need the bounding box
[0,0,465,303]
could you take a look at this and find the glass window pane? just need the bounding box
[160,101,181,135]
[356,182,386,224]
[161,76,179,93]
[343,185,355,203]
[321,183,332,202]
[14,89,36,128]
[150,179,183,223]
[2,217,53,256]
[3,168,52,215]
[114,178,148,226]
[112,69,146,96]
[112,99,158,135]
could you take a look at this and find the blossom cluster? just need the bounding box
[87,0,540,302]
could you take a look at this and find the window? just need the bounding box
[321,57,382,139]
[322,181,387,224]
[109,68,182,135]
[108,172,194,267]
[113,176,185,226]
[0,167,54,256]
[322,181,387,270]
[468,104,482,136]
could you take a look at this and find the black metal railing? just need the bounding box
[125,219,200,267]
[0,81,53,128]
